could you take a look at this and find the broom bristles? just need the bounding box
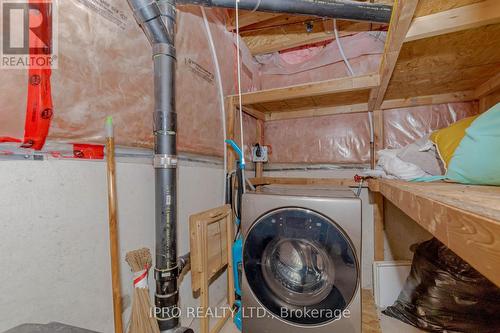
[126,248,160,333]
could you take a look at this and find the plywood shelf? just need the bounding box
[370,179,500,287]
[228,74,380,120]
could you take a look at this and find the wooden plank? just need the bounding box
[255,119,264,179]
[232,74,380,106]
[226,10,282,31]
[241,105,265,121]
[475,71,500,98]
[225,97,236,172]
[378,180,500,287]
[362,289,382,333]
[242,20,373,55]
[369,0,419,111]
[265,103,369,121]
[385,23,500,100]
[262,177,359,188]
[373,192,385,261]
[256,91,475,122]
[189,205,234,333]
[380,90,476,109]
[372,109,384,168]
[415,0,485,17]
[405,0,500,42]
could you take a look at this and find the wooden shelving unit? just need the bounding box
[369,179,500,287]
[224,0,500,289]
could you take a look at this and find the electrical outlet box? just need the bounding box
[251,145,268,163]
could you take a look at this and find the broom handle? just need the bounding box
[106,117,124,333]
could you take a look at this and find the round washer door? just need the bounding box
[243,207,359,326]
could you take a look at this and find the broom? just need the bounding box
[125,248,160,333]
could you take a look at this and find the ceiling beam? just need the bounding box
[242,20,375,55]
[368,0,419,112]
[405,0,500,42]
[226,10,282,31]
[475,71,500,99]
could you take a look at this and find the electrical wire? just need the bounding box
[334,18,375,174]
[202,7,227,204]
[235,0,246,193]
[333,19,355,76]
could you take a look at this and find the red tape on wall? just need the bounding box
[22,0,54,150]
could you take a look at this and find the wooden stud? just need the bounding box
[405,0,500,42]
[225,97,236,173]
[241,105,266,121]
[373,192,385,261]
[255,119,264,179]
[369,0,420,111]
[372,109,384,168]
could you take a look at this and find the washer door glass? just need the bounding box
[243,208,358,326]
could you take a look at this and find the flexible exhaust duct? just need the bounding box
[178,0,392,23]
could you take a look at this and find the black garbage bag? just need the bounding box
[383,238,500,333]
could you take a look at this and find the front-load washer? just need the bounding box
[241,186,361,333]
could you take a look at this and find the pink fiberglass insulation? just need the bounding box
[256,32,385,90]
[383,102,479,149]
[265,113,371,164]
[263,102,478,165]
[0,1,260,157]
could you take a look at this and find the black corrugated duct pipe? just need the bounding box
[125,0,192,332]
[178,0,392,23]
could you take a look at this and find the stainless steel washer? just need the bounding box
[241,186,361,333]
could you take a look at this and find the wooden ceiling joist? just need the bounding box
[368,0,419,112]
[405,0,500,42]
[242,20,375,56]
[226,10,282,31]
[475,71,500,99]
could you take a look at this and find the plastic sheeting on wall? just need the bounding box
[265,113,371,164]
[263,102,478,165]
[384,102,479,149]
[256,32,385,90]
[0,1,260,157]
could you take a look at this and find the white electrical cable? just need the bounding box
[334,19,375,159]
[202,7,227,203]
[235,0,246,192]
[333,19,355,77]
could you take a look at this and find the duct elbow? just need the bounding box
[126,0,177,47]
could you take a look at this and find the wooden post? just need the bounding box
[372,109,384,168]
[373,192,385,261]
[105,117,124,333]
[224,96,237,307]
